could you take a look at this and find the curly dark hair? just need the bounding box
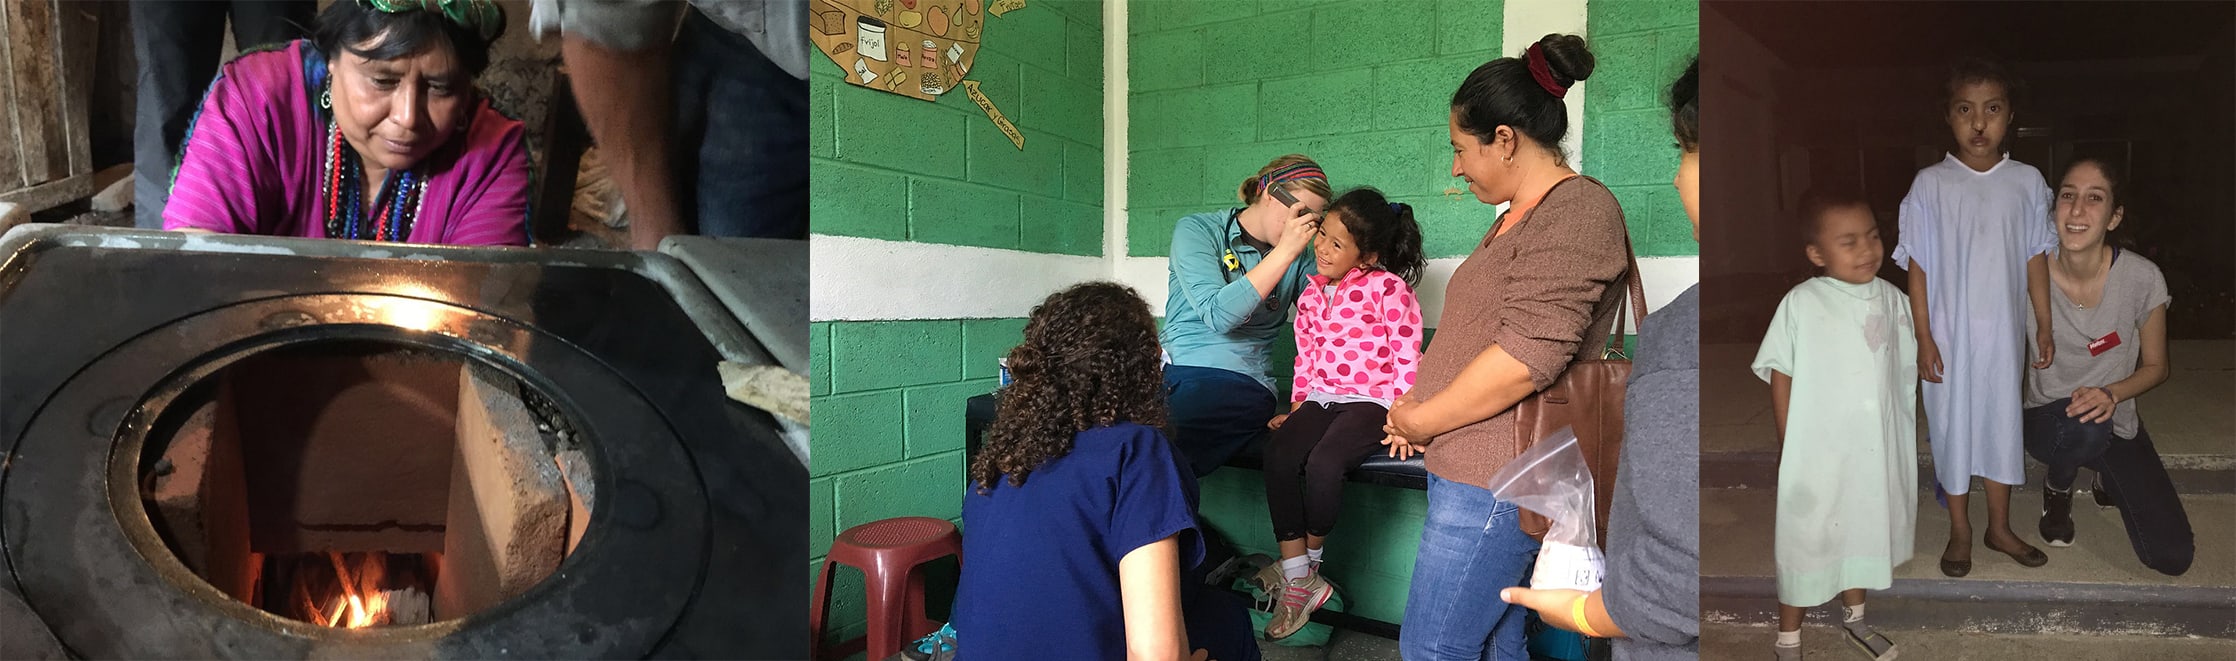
[971,282,1168,493]
[1324,187,1426,288]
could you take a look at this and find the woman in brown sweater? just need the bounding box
[1382,34,1633,661]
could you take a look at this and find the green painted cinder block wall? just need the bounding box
[810,0,1105,255]
[1129,0,1507,260]
[808,1,1104,647]
[1584,1,1701,258]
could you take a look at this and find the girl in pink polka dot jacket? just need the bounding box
[1259,187,1427,640]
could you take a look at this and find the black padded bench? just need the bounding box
[963,392,1421,639]
[964,393,1429,490]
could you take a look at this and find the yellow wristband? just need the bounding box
[1571,594,1602,638]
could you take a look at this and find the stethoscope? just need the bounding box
[1220,210,1243,283]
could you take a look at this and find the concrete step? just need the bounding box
[1700,488,2236,638]
[1702,622,2236,660]
[1701,450,2236,494]
[1700,339,2236,493]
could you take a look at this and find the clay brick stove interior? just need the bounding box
[139,340,594,630]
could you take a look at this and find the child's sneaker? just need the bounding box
[2040,487,2075,547]
[1263,573,1334,641]
[1843,627,1897,660]
[899,623,957,661]
[1774,641,1803,660]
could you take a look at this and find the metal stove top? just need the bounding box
[0,225,805,659]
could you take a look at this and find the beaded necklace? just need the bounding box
[319,116,428,242]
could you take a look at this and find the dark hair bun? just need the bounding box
[1537,34,1595,85]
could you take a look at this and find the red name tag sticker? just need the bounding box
[2088,331,2122,357]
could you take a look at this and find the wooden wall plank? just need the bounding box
[5,0,65,185]
[57,0,94,176]
[0,4,23,189]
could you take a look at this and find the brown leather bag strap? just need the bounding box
[1604,231,1646,360]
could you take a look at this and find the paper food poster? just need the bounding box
[813,0,1024,149]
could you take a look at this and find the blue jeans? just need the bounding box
[2022,402,2193,575]
[2022,398,2115,491]
[670,8,807,239]
[1161,365,1273,478]
[1402,473,1543,661]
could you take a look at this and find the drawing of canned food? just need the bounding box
[856,16,888,61]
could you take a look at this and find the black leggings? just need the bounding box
[1263,401,1388,541]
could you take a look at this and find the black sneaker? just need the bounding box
[2091,473,2118,509]
[2040,487,2075,547]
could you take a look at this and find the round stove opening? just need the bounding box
[134,339,594,629]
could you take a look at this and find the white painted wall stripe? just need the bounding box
[1127,255,1696,327]
[810,235,1107,321]
[1104,0,1128,272]
[810,236,1695,325]
[1505,0,1591,174]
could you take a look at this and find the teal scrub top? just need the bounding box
[1159,210,1314,393]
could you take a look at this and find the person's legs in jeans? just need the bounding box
[2023,400,2116,546]
[1161,366,1273,478]
[131,1,227,229]
[2021,400,2115,491]
[670,9,807,240]
[2095,425,2195,575]
[1401,474,1541,661]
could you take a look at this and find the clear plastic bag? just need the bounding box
[1485,428,1604,591]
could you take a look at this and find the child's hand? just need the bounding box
[1382,434,1421,460]
[2032,327,2056,369]
[2067,386,2115,424]
[1190,649,1213,661]
[1918,338,1945,383]
[1500,587,1592,635]
[1268,413,1289,430]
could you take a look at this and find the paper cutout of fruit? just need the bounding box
[929,6,949,36]
[964,0,980,16]
[897,10,923,28]
[901,0,917,8]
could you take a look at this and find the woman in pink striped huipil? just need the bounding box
[164,0,527,246]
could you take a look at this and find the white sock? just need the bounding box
[1844,603,1865,623]
[1776,629,1801,647]
[1306,547,1324,565]
[1280,555,1310,581]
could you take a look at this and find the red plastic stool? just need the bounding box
[809,516,963,661]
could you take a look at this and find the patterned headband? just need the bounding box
[1258,162,1327,190]
[361,0,504,43]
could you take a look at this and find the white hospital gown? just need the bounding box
[1754,277,1919,606]
[1893,154,2054,492]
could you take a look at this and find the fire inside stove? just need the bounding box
[135,341,595,629]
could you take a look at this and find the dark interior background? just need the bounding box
[1701,0,2235,344]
